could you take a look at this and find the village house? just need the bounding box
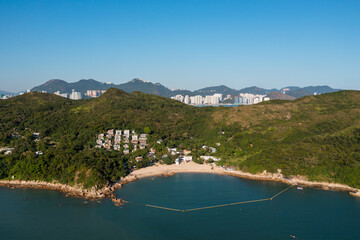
[96,134,105,148]
[183,156,193,162]
[104,139,112,150]
[167,147,178,155]
[33,133,40,138]
[114,135,121,144]
[96,139,103,145]
[0,147,14,155]
[4,150,12,155]
[135,156,143,162]
[200,156,221,161]
[11,132,22,138]
[210,147,217,153]
[98,134,104,140]
[107,129,114,137]
[123,130,130,139]
[114,130,122,144]
[139,134,147,146]
[147,148,156,158]
[35,151,43,156]
[131,134,138,144]
[132,144,138,152]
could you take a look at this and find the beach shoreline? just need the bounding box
[1,161,359,199]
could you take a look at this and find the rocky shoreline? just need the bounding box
[0,180,117,199]
[225,170,359,193]
[1,162,359,200]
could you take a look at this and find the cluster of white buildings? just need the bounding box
[163,145,221,165]
[1,89,32,99]
[1,95,12,100]
[54,89,107,99]
[234,93,270,105]
[54,89,82,100]
[163,148,193,165]
[171,93,223,106]
[1,89,107,100]
[95,129,147,155]
[86,90,106,98]
[171,92,271,106]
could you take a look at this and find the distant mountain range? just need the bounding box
[31,79,192,98]
[285,86,341,98]
[266,91,296,100]
[29,78,342,99]
[0,90,14,95]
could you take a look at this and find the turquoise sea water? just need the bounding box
[1,173,360,240]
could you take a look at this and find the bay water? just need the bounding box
[1,173,360,240]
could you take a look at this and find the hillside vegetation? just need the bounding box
[1,88,360,189]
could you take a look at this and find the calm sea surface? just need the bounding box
[1,173,360,240]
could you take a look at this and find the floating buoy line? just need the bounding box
[119,185,294,213]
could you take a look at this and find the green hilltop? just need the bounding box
[1,88,360,189]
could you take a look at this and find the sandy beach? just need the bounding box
[119,161,360,196]
[1,161,359,199]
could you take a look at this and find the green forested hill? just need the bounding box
[212,91,360,187]
[1,89,360,189]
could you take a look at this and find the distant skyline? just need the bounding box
[1,0,359,92]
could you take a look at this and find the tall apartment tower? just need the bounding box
[70,89,82,100]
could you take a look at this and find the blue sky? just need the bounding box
[0,0,359,92]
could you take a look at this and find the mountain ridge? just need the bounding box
[29,79,343,99]
[0,90,14,95]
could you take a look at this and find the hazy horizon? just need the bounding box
[1,0,359,92]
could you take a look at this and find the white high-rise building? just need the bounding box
[238,93,266,105]
[184,95,190,104]
[213,93,223,101]
[204,95,212,105]
[123,130,130,138]
[171,94,185,103]
[194,95,203,105]
[203,94,222,105]
[172,93,222,106]
[176,94,184,102]
[70,89,82,100]
[54,91,69,98]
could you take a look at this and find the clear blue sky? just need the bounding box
[0,0,359,92]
